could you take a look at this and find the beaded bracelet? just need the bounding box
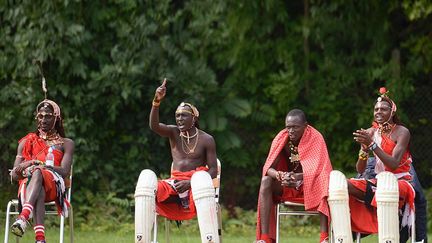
[152,97,161,107]
[152,100,160,107]
[358,149,368,160]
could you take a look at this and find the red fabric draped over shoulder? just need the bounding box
[348,128,415,234]
[17,133,68,215]
[19,133,63,165]
[256,126,333,241]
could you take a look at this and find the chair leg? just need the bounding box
[411,212,415,243]
[60,214,65,243]
[4,200,17,243]
[276,204,280,243]
[4,201,12,243]
[356,232,361,243]
[330,224,337,243]
[164,218,170,243]
[69,205,74,243]
[217,203,222,243]
[152,213,158,243]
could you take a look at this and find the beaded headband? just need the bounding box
[377,87,397,114]
[36,99,62,119]
[176,102,199,118]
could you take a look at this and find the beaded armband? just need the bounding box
[152,98,160,107]
[358,149,368,161]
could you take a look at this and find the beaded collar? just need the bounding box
[288,140,301,171]
[38,129,64,146]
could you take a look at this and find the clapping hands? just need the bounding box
[353,128,373,149]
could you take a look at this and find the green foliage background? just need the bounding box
[1,0,431,216]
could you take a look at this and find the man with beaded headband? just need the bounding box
[9,98,74,243]
[134,79,219,243]
[329,87,416,242]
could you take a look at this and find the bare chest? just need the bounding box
[170,135,206,167]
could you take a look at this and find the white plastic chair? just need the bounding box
[276,201,331,243]
[152,159,222,243]
[4,168,74,243]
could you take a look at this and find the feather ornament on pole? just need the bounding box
[34,60,47,99]
[42,76,47,99]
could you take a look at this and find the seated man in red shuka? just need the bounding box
[10,99,74,243]
[134,79,220,243]
[347,88,415,235]
[256,109,333,243]
[149,79,218,220]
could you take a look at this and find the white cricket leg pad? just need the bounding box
[328,170,353,243]
[191,171,220,243]
[376,172,399,243]
[134,169,157,243]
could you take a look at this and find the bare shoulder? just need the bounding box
[63,138,75,149]
[395,125,410,138]
[168,124,180,132]
[198,130,215,144]
[17,138,27,153]
[167,124,180,135]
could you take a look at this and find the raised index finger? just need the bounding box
[161,78,167,87]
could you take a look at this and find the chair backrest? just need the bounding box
[214,159,221,203]
[64,164,73,202]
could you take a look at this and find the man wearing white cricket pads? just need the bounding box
[329,87,416,243]
[134,79,219,243]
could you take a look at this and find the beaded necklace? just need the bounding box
[378,122,396,135]
[180,127,198,144]
[288,141,301,171]
[38,129,64,146]
[181,128,199,154]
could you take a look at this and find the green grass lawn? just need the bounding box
[1,230,380,243]
[4,227,431,243]
[2,219,430,243]
[1,226,383,243]
[0,214,426,243]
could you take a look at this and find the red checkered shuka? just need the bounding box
[256,125,333,241]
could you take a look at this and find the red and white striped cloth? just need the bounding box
[34,224,45,241]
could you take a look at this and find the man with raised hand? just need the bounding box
[134,79,220,243]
